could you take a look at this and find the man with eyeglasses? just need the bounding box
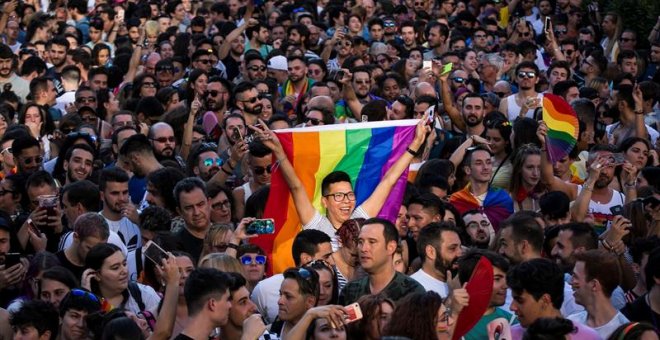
[190,143,224,182]
[575,49,607,88]
[243,52,267,82]
[462,209,494,249]
[74,86,97,111]
[559,38,580,71]
[233,141,272,219]
[204,77,231,119]
[154,59,175,88]
[12,135,43,176]
[148,122,185,168]
[0,129,22,178]
[439,0,456,16]
[190,49,213,74]
[499,61,543,120]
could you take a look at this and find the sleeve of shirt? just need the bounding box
[302,210,336,240]
[351,205,370,219]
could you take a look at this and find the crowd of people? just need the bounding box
[0,0,658,339]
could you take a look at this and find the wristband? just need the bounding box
[227,160,236,170]
[406,147,418,156]
[220,166,232,175]
[226,243,238,250]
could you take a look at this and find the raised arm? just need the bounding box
[570,156,605,221]
[147,255,181,340]
[436,63,466,132]
[218,19,257,60]
[361,116,431,217]
[320,30,345,63]
[538,121,578,199]
[282,306,348,340]
[337,70,364,121]
[180,96,201,162]
[0,1,17,36]
[250,121,317,224]
[207,141,249,187]
[449,135,490,170]
[633,84,649,140]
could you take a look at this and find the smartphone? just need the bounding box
[610,153,626,165]
[143,241,169,266]
[27,218,41,235]
[4,253,20,268]
[116,9,125,22]
[610,205,624,216]
[344,302,363,323]
[441,62,453,75]
[232,127,243,143]
[544,17,551,33]
[423,60,432,70]
[424,105,435,125]
[642,196,660,209]
[336,70,345,80]
[246,219,275,235]
[342,26,348,34]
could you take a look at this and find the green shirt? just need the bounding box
[338,271,425,305]
[462,307,518,340]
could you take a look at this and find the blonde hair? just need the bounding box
[145,20,160,36]
[199,253,246,278]
[200,224,233,259]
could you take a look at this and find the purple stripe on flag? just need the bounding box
[377,125,416,221]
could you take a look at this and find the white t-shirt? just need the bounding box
[606,122,659,146]
[576,185,625,233]
[251,273,284,324]
[410,269,449,298]
[567,311,629,339]
[123,282,162,316]
[101,213,142,252]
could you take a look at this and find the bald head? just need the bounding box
[307,96,335,115]
[493,80,512,96]
[414,82,436,99]
[149,122,176,158]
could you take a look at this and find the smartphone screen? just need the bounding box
[441,62,453,75]
[232,127,243,143]
[423,60,432,70]
[143,241,169,266]
[610,205,624,216]
[246,219,275,235]
[545,17,551,33]
[5,253,20,267]
[344,302,363,323]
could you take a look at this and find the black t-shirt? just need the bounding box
[56,250,85,281]
[621,293,660,325]
[174,227,205,265]
[172,333,194,340]
[222,55,240,81]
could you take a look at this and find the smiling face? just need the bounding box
[321,181,355,224]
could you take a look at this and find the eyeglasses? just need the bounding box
[76,96,97,104]
[519,31,531,37]
[21,155,43,165]
[196,59,211,64]
[578,39,590,46]
[384,21,396,27]
[451,77,465,83]
[474,34,487,38]
[150,136,176,143]
[205,90,226,97]
[0,188,14,196]
[240,255,267,265]
[238,95,262,104]
[554,29,568,35]
[324,191,356,202]
[494,91,507,98]
[518,71,537,79]
[204,158,222,167]
[252,164,272,175]
[211,200,231,210]
[142,82,157,88]
[81,115,98,123]
[620,38,636,42]
[156,66,174,73]
[443,1,456,6]
[113,121,136,129]
[304,117,322,125]
[212,243,230,252]
[335,41,352,47]
[562,49,574,56]
[248,65,267,72]
[0,147,11,154]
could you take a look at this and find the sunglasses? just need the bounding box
[0,188,14,196]
[562,49,574,55]
[203,158,222,167]
[150,136,176,143]
[474,34,487,38]
[142,82,157,88]
[205,90,224,97]
[76,97,97,104]
[211,200,230,210]
[620,38,636,42]
[494,91,507,98]
[240,255,267,265]
[196,59,211,64]
[304,117,322,125]
[156,66,174,72]
[252,164,272,175]
[248,65,267,72]
[21,155,43,165]
[451,77,465,83]
[554,29,568,35]
[466,220,491,228]
[238,94,263,104]
[518,71,536,79]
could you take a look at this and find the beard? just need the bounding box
[464,114,483,127]
[244,103,263,116]
[67,168,83,183]
[155,150,175,162]
[434,253,458,277]
[202,167,219,181]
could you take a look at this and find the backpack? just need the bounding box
[127,282,157,331]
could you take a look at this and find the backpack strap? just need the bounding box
[127,282,145,312]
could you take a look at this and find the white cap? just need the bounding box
[267,55,288,71]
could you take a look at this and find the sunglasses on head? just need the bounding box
[252,164,272,175]
[518,71,536,79]
[204,158,222,167]
[240,255,267,265]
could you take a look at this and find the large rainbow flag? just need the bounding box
[542,93,579,163]
[254,120,417,274]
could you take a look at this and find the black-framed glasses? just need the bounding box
[248,65,267,72]
[204,158,222,167]
[196,59,211,64]
[562,49,574,56]
[494,91,507,98]
[252,165,272,175]
[304,117,322,125]
[21,155,43,165]
[518,71,537,79]
[76,96,97,104]
[324,191,356,202]
[150,136,176,143]
[554,29,568,35]
[205,90,223,97]
[240,255,266,265]
[211,200,231,210]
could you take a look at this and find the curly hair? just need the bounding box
[383,291,443,340]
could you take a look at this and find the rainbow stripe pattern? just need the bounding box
[255,120,417,273]
[542,93,579,163]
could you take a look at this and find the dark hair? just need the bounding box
[12,132,41,157]
[457,249,509,285]
[62,180,100,212]
[608,322,658,340]
[185,268,231,316]
[515,60,540,75]
[39,266,79,301]
[553,80,579,99]
[557,222,598,250]
[291,229,331,267]
[321,171,352,196]
[507,258,564,309]
[173,177,207,208]
[363,217,399,246]
[9,300,60,340]
[146,167,185,213]
[283,266,320,303]
[512,117,540,148]
[119,134,153,157]
[26,170,57,194]
[408,193,445,220]
[523,317,576,340]
[99,167,129,192]
[645,247,660,291]
[384,291,443,340]
[500,213,544,253]
[539,191,570,223]
[417,222,460,262]
[574,250,621,297]
[101,316,145,340]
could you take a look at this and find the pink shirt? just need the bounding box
[510,320,602,340]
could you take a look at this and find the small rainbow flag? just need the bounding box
[255,120,417,274]
[542,93,579,163]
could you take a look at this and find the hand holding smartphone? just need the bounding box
[344,303,363,323]
[246,219,275,235]
[4,253,20,268]
[144,241,169,266]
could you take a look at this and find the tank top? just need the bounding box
[506,93,543,121]
[241,181,253,203]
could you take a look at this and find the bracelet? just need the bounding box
[600,239,614,252]
[583,185,593,191]
[220,165,232,175]
[624,181,637,188]
[226,243,238,250]
[226,160,236,170]
[406,147,419,156]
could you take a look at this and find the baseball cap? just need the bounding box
[267,56,287,71]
